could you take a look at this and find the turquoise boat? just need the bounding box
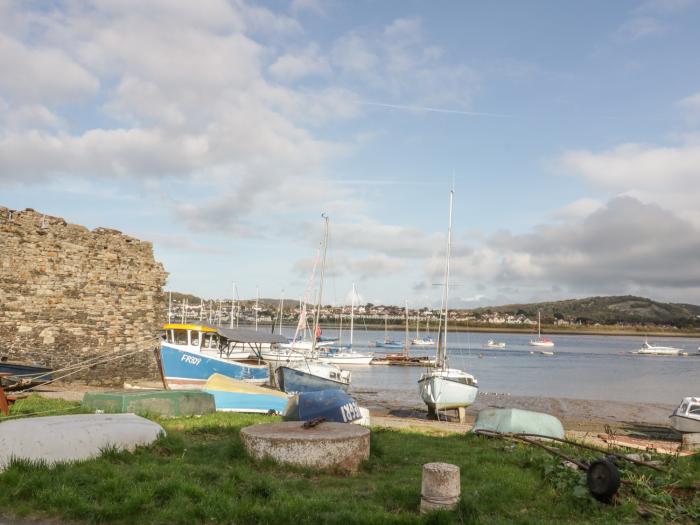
[471,408,565,439]
[203,373,289,414]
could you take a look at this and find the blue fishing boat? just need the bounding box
[275,363,350,394]
[204,373,289,414]
[157,324,270,389]
[283,389,362,423]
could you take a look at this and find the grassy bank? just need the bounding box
[1,396,698,524]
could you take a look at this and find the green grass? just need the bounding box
[1,396,698,524]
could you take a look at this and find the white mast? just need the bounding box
[439,189,454,370]
[168,291,172,322]
[278,290,285,335]
[350,283,356,348]
[234,283,236,328]
[404,300,409,357]
[255,286,259,331]
[311,214,330,354]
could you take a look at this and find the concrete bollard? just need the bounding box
[681,432,700,452]
[420,462,461,513]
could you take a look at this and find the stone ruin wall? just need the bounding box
[0,206,168,385]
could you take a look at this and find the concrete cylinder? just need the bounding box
[681,432,700,452]
[420,462,461,513]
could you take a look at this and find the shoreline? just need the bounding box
[34,383,679,435]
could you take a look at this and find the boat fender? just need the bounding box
[586,457,620,503]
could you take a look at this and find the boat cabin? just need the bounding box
[674,397,700,420]
[163,324,220,352]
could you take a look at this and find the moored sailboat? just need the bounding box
[529,311,554,348]
[418,189,479,414]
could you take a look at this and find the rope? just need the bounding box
[13,344,157,393]
[0,404,83,420]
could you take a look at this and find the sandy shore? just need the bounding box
[30,382,678,436]
[352,389,677,434]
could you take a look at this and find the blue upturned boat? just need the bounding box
[283,389,362,423]
[158,324,270,389]
[204,373,289,414]
[275,363,350,394]
[0,360,53,388]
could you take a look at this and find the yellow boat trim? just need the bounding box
[204,373,288,398]
[163,323,217,333]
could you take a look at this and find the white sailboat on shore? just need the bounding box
[418,189,478,414]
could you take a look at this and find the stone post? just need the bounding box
[420,462,461,513]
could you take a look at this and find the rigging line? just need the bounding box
[361,101,511,118]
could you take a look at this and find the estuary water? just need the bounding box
[307,327,700,406]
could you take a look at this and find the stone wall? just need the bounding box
[0,206,168,384]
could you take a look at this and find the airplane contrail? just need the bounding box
[362,101,511,118]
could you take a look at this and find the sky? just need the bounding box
[2,0,700,308]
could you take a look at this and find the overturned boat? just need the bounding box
[472,408,565,439]
[204,373,289,414]
[283,389,363,423]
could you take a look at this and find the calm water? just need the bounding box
[295,327,700,405]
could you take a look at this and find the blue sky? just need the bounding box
[2,0,700,307]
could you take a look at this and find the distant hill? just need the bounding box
[471,295,700,328]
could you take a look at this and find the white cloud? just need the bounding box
[678,91,700,123]
[615,16,666,41]
[269,43,330,80]
[0,33,99,104]
[442,197,700,303]
[550,198,604,222]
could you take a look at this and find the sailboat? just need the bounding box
[412,315,435,346]
[318,284,374,365]
[418,190,479,414]
[374,314,403,348]
[276,214,352,393]
[529,310,554,349]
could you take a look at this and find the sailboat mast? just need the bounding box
[311,214,329,354]
[440,189,454,370]
[404,300,409,357]
[350,283,355,348]
[277,290,285,335]
[255,286,259,331]
[538,310,541,338]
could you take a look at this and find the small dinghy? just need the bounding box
[0,413,164,471]
[203,373,289,414]
[471,408,565,439]
[670,397,700,433]
[283,389,363,424]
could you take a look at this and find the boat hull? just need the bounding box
[375,341,404,349]
[159,344,269,389]
[276,366,349,394]
[529,340,554,347]
[418,373,478,410]
[204,373,288,414]
[317,353,374,365]
[670,414,700,433]
[472,408,565,439]
[283,389,361,423]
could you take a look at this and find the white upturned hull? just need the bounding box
[418,369,478,410]
[670,415,700,433]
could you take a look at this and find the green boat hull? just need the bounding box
[472,408,565,439]
[82,390,215,417]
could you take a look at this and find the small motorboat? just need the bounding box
[485,340,506,349]
[204,373,289,414]
[633,340,684,356]
[539,350,554,356]
[670,397,700,433]
[283,389,363,423]
[412,337,435,346]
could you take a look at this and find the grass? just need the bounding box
[1,396,698,524]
